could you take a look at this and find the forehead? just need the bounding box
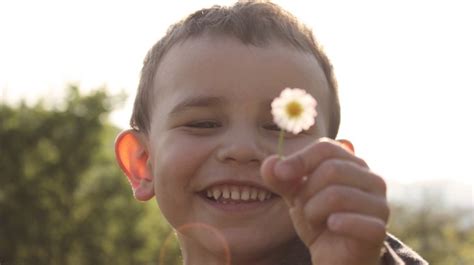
[152,35,330,121]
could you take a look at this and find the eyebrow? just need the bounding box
[169,96,225,115]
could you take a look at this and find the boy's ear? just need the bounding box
[115,130,154,201]
[337,139,355,154]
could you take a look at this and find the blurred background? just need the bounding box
[1,0,473,264]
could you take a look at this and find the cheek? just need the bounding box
[314,112,330,138]
[152,132,213,174]
[150,135,216,218]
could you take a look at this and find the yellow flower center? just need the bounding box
[285,101,303,118]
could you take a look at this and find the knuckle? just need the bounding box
[356,157,369,168]
[303,204,318,223]
[373,221,388,242]
[324,186,346,209]
[319,159,340,176]
[292,153,307,173]
[381,200,390,221]
[373,174,387,195]
[314,140,336,156]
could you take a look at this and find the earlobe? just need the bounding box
[115,130,155,201]
[337,139,355,154]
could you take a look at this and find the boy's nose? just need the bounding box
[216,134,268,165]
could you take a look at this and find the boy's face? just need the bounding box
[147,35,331,260]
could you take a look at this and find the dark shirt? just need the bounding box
[382,234,428,265]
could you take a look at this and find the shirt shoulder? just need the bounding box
[380,233,429,265]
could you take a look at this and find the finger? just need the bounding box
[296,159,387,206]
[273,138,368,182]
[303,185,390,226]
[288,205,319,245]
[327,212,387,245]
[261,155,304,204]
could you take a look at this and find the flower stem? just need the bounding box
[277,129,285,158]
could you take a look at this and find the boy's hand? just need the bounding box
[261,138,389,265]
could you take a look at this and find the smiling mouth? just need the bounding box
[200,184,276,203]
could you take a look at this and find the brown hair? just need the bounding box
[130,0,340,138]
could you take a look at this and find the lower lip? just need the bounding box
[198,194,278,213]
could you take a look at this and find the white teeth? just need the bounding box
[204,185,272,202]
[250,188,258,200]
[222,186,230,199]
[212,188,221,200]
[230,186,239,200]
[241,187,250,200]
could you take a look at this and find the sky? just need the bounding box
[1,0,473,201]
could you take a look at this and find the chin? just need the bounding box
[218,227,297,259]
[225,232,307,265]
[177,222,296,259]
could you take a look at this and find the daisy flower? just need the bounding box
[271,88,317,134]
[271,88,317,156]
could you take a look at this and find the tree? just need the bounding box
[389,191,474,265]
[0,85,181,265]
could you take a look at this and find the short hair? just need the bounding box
[131,0,340,138]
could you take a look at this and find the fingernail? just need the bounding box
[274,161,294,181]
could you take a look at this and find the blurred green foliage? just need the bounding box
[0,85,473,265]
[0,86,180,265]
[389,198,474,265]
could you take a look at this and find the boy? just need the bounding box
[115,1,428,264]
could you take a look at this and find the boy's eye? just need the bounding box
[186,120,221,128]
[263,122,307,137]
[263,122,281,131]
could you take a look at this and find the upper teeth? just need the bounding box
[205,185,272,202]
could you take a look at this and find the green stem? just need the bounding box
[277,129,285,158]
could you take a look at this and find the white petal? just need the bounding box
[271,88,318,133]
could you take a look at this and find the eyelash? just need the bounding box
[262,123,280,131]
[185,120,221,129]
[263,122,309,137]
[183,121,306,136]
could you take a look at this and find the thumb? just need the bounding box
[261,155,303,206]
